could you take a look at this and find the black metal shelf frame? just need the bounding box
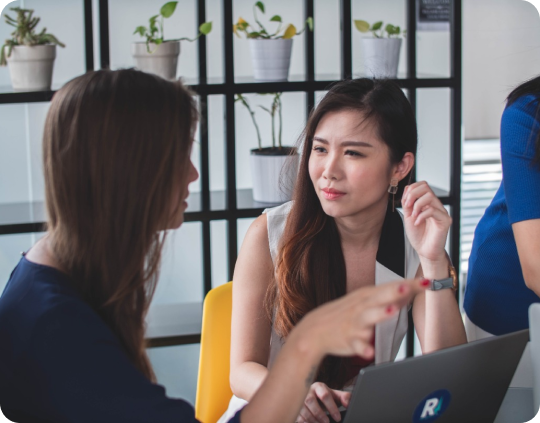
[0,0,462,353]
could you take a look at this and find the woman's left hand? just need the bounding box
[401,181,451,264]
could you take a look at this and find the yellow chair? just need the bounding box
[195,282,233,423]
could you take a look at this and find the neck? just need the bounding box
[334,199,388,250]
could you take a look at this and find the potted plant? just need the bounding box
[236,92,299,203]
[234,1,313,82]
[354,20,405,78]
[133,1,212,80]
[0,7,65,91]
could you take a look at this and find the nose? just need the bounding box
[189,160,199,183]
[322,153,341,181]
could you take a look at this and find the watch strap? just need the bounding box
[430,277,455,291]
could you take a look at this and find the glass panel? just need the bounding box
[416,88,451,196]
[314,0,340,81]
[206,0,224,84]
[351,0,407,78]
[208,95,226,211]
[235,91,305,208]
[152,222,203,305]
[210,220,228,288]
[147,343,200,404]
[233,0,305,83]
[0,0,86,91]
[0,102,49,212]
[416,0,451,78]
[108,0,199,82]
[0,232,45,294]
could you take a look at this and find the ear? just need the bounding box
[391,152,415,182]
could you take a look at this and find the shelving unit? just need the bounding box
[0,0,462,356]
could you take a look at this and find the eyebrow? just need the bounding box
[312,137,373,148]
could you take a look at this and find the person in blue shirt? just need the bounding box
[0,69,428,423]
[465,76,540,339]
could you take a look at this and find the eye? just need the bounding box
[345,149,365,157]
[312,145,327,153]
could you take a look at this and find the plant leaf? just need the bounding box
[372,21,383,31]
[199,21,212,35]
[247,31,261,38]
[134,25,147,36]
[160,1,178,18]
[354,19,370,33]
[270,15,282,22]
[255,1,265,14]
[282,23,296,39]
[306,17,313,31]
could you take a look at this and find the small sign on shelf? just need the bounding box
[417,0,451,32]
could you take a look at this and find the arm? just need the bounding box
[229,213,274,401]
[402,182,467,354]
[499,98,540,296]
[241,278,429,423]
[512,219,540,295]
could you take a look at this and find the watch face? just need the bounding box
[449,266,458,290]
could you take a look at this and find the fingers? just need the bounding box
[357,278,428,310]
[313,383,342,421]
[304,389,330,423]
[413,205,452,227]
[402,182,446,217]
[332,390,351,409]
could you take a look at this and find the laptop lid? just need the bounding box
[529,303,540,415]
[343,329,529,423]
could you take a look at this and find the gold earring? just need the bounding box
[388,179,398,212]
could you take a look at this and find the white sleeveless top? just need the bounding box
[218,201,421,422]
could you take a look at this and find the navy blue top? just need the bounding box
[464,94,540,335]
[0,256,242,423]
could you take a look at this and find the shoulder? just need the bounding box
[501,95,540,152]
[263,201,293,218]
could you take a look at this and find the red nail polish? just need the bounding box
[420,278,430,287]
[386,305,395,314]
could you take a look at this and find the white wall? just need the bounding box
[463,0,540,139]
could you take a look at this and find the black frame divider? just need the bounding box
[0,0,462,353]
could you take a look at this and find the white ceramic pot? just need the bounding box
[5,45,56,91]
[249,38,293,82]
[131,41,180,80]
[361,38,402,78]
[250,147,299,203]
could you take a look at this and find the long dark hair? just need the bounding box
[43,69,198,381]
[267,79,417,388]
[507,75,540,166]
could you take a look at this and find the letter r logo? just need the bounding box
[420,398,439,419]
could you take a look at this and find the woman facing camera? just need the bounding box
[0,69,428,423]
[465,76,540,340]
[223,79,467,423]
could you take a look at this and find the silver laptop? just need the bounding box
[337,329,529,423]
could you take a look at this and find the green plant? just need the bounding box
[354,20,405,38]
[235,92,283,151]
[234,1,313,40]
[0,7,65,67]
[134,1,212,53]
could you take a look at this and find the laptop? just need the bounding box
[333,329,529,423]
[529,303,540,415]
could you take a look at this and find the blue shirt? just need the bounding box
[0,256,242,423]
[464,94,540,335]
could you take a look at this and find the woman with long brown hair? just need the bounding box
[224,79,467,423]
[0,69,428,423]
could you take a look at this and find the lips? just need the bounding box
[321,187,346,200]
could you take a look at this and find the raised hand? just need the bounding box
[401,181,451,265]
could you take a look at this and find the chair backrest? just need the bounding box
[195,282,233,423]
[529,303,540,414]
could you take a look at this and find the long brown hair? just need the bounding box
[42,69,198,381]
[267,79,417,388]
